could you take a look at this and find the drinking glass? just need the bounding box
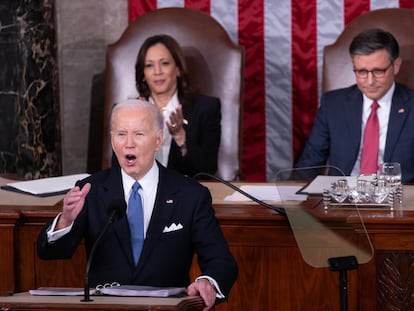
[377,162,402,190]
[377,162,403,206]
[329,179,349,203]
[370,179,389,204]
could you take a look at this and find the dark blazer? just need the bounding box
[296,83,414,183]
[37,163,237,297]
[168,94,221,177]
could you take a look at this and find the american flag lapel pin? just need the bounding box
[166,199,173,204]
[398,108,405,113]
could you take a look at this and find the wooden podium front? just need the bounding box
[2,179,414,310]
[0,292,204,311]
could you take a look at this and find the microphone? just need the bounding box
[81,199,126,302]
[193,172,286,216]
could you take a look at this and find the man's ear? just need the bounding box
[393,57,402,75]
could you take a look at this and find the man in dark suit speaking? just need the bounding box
[37,99,237,310]
[296,28,414,183]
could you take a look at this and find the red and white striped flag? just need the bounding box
[129,0,414,181]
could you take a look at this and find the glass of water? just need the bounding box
[377,162,402,190]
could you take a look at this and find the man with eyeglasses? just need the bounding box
[296,28,414,183]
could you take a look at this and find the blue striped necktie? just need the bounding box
[127,181,144,266]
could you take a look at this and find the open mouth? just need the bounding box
[125,154,136,165]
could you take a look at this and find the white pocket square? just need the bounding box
[162,223,183,233]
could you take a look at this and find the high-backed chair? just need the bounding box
[322,8,414,93]
[102,7,244,180]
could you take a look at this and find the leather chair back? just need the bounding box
[323,8,414,93]
[103,7,244,180]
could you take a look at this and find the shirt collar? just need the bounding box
[121,161,159,196]
[363,82,395,110]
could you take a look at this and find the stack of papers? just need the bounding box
[99,285,186,297]
[29,285,186,298]
[29,287,95,296]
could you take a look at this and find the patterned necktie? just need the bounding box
[127,181,144,266]
[360,101,380,174]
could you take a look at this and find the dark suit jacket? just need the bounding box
[168,94,221,177]
[296,83,414,183]
[37,163,237,298]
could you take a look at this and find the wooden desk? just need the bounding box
[2,182,414,310]
[0,292,203,310]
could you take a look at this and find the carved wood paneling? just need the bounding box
[0,212,19,295]
[377,251,414,311]
[15,223,86,292]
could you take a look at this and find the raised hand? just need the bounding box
[56,183,91,230]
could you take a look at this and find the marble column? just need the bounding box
[0,0,61,178]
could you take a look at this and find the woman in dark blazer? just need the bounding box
[135,34,221,177]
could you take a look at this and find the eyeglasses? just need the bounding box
[353,63,393,78]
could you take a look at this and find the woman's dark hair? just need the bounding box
[349,28,400,63]
[135,34,192,102]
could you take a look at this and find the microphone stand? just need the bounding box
[81,201,125,302]
[193,172,286,215]
[81,217,113,302]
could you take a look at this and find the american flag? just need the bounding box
[129,0,414,181]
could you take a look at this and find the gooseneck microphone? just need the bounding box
[81,199,127,302]
[193,172,286,216]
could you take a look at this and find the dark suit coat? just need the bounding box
[168,94,221,177]
[37,163,237,297]
[296,83,414,183]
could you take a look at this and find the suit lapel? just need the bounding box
[101,167,134,266]
[344,88,364,161]
[384,85,411,160]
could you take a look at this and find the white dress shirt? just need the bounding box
[122,162,159,237]
[351,83,394,176]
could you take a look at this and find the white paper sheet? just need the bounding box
[224,185,307,202]
[2,173,90,196]
[29,287,95,296]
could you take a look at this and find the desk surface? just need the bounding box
[0,292,204,311]
[201,181,414,230]
[2,179,414,220]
